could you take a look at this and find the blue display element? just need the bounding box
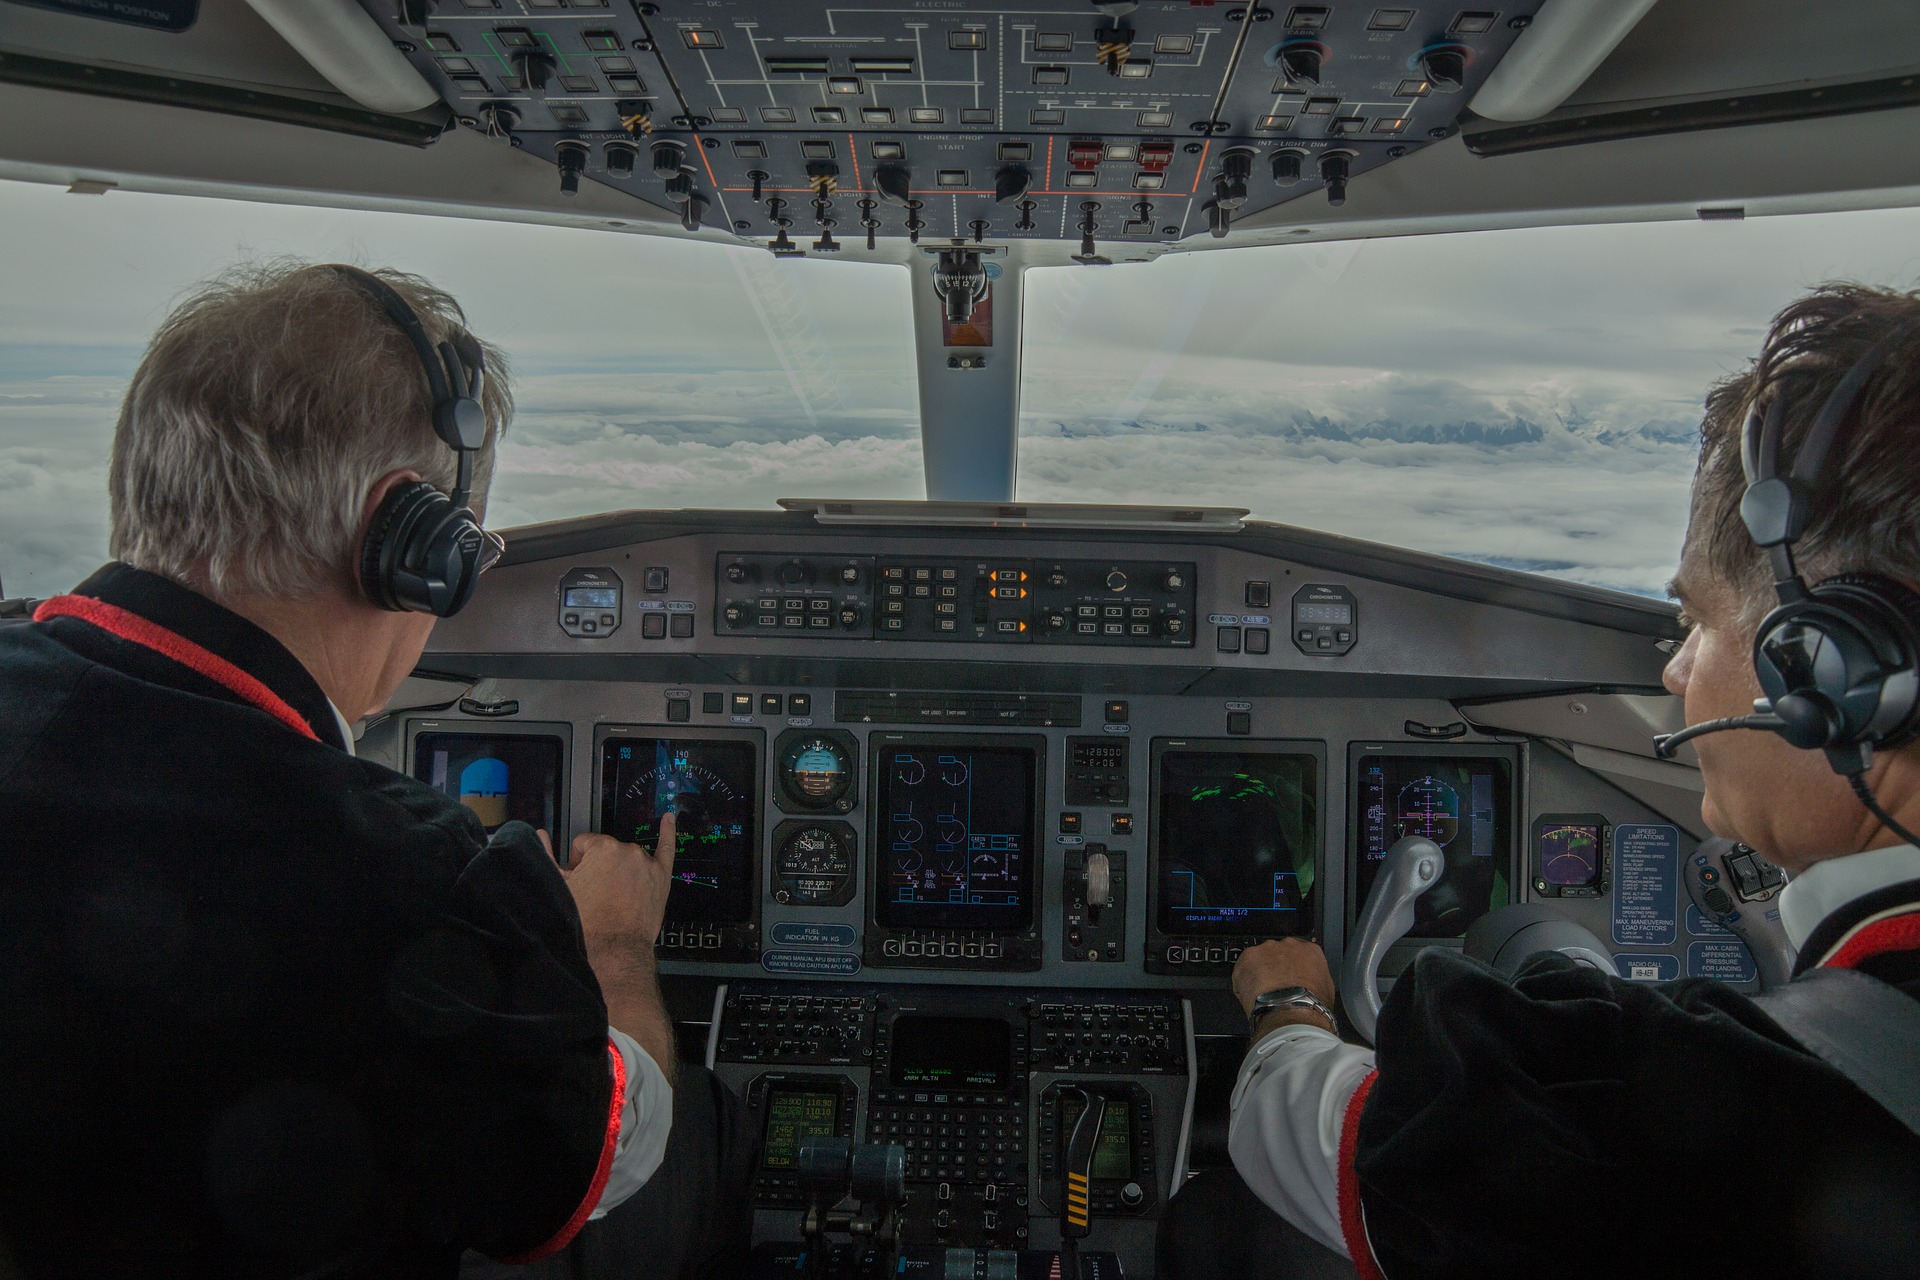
[1613,953,1681,982]
[760,950,863,977]
[1685,905,1733,938]
[770,923,859,950]
[1611,823,1679,946]
[460,757,509,798]
[1687,940,1758,983]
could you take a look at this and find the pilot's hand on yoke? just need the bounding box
[1231,938,1338,1037]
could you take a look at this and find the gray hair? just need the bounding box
[1683,282,1920,627]
[108,259,513,601]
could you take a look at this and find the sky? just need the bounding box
[4,175,1920,600]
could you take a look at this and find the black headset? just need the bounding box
[327,265,495,618]
[1738,317,1920,777]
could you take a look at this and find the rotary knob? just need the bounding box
[1162,570,1185,591]
[779,560,814,587]
[724,562,757,584]
[1106,570,1129,592]
[1120,1181,1145,1207]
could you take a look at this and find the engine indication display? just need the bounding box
[1152,743,1319,939]
[600,736,759,927]
[776,729,857,814]
[773,821,857,906]
[873,741,1037,932]
[1353,751,1515,938]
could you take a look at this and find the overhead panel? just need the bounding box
[359,0,1543,248]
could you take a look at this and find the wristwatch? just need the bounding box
[1248,986,1337,1031]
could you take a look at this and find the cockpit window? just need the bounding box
[0,178,918,598]
[1019,206,1920,598]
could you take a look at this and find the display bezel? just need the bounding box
[1145,738,1326,974]
[592,724,766,961]
[406,720,571,847]
[864,731,1047,938]
[1531,811,1610,898]
[1346,741,1523,941]
[774,727,860,815]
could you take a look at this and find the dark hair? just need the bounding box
[1687,282,1920,619]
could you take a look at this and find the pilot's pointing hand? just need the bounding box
[551,814,678,965]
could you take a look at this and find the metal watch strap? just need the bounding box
[1249,986,1336,1029]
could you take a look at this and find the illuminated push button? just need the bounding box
[641,613,667,639]
[732,693,754,715]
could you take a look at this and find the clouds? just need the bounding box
[4,175,1920,602]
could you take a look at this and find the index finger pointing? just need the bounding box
[654,810,677,876]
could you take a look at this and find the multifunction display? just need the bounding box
[717,553,1195,647]
[889,1016,1014,1091]
[600,735,761,946]
[413,731,565,837]
[1354,751,1515,938]
[1154,746,1319,937]
[875,743,1037,931]
[1532,813,1609,898]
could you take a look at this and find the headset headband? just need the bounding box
[1739,317,1920,600]
[324,264,488,507]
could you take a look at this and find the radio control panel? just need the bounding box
[715,553,1195,647]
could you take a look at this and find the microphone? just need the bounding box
[1653,712,1787,760]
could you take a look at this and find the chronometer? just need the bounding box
[1248,986,1336,1031]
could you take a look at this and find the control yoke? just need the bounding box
[1338,836,1443,1045]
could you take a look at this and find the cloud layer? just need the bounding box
[4,178,1920,601]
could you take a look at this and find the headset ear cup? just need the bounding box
[1755,573,1920,753]
[1822,573,1920,747]
[359,480,441,613]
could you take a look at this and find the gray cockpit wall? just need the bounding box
[4,0,1920,500]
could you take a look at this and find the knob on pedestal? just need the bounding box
[1120,1181,1145,1207]
[724,562,758,584]
[778,560,814,588]
[1105,569,1129,592]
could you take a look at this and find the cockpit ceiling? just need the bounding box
[354,0,1547,247]
[3,0,1920,254]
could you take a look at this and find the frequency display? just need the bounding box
[1154,746,1318,938]
[600,737,759,926]
[874,743,1036,931]
[414,732,564,836]
[1353,753,1513,939]
[760,1085,842,1171]
[889,1016,1013,1091]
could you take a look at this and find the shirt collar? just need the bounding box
[328,699,358,757]
[1778,842,1920,951]
[63,563,350,753]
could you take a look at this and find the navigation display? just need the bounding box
[600,736,758,926]
[874,743,1036,931]
[760,1084,842,1171]
[1353,752,1513,938]
[1154,745,1319,937]
[889,1016,1013,1091]
[414,732,564,836]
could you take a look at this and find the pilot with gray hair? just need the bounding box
[1160,284,1920,1280]
[0,261,751,1278]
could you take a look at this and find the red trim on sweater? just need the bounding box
[33,594,319,742]
[498,1037,629,1263]
[1338,1069,1386,1280]
[1822,910,1920,971]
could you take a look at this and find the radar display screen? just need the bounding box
[1059,1095,1135,1182]
[1354,753,1513,939]
[1541,823,1601,886]
[414,732,564,836]
[600,736,758,926]
[1154,746,1319,937]
[874,744,1036,931]
[889,1016,1014,1091]
[760,1084,842,1171]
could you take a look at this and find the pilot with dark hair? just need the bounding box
[1160,284,1920,1280]
[0,261,752,1279]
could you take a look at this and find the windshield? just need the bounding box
[4,175,1919,602]
[0,178,918,598]
[1020,206,1920,598]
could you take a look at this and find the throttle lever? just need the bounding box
[1338,836,1443,1045]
